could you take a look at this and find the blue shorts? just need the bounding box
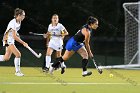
[65,37,84,51]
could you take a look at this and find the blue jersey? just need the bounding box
[73,24,92,43]
[65,24,92,51]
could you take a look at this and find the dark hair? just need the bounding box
[87,16,98,25]
[14,8,24,17]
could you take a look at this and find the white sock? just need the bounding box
[14,58,21,72]
[45,56,51,68]
[0,55,4,61]
[61,62,66,68]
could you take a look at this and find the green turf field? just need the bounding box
[0,66,139,93]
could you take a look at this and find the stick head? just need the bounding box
[37,53,42,58]
[98,69,103,74]
[29,32,33,34]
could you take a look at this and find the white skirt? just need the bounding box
[48,38,63,51]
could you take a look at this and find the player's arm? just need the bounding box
[61,29,69,36]
[82,28,93,58]
[47,30,69,36]
[61,29,69,39]
[60,24,69,36]
[12,29,28,47]
[46,31,51,47]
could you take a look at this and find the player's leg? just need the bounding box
[50,50,75,74]
[77,46,92,77]
[56,50,65,67]
[56,50,62,68]
[8,44,24,76]
[0,46,12,62]
[50,37,75,74]
[56,50,61,58]
[52,50,75,67]
[56,50,66,74]
[43,47,53,72]
[63,50,75,60]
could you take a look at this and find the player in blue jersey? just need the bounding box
[50,16,98,77]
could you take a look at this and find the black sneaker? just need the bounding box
[61,67,65,74]
[42,67,49,72]
[82,71,92,77]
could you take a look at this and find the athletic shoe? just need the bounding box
[61,64,66,74]
[82,71,92,77]
[60,62,66,74]
[61,67,65,74]
[49,65,54,75]
[42,67,49,72]
[15,71,24,76]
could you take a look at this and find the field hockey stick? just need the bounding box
[26,46,42,58]
[29,32,64,37]
[91,57,103,74]
[29,32,44,36]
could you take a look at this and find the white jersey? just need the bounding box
[48,23,65,40]
[48,23,66,51]
[3,18,21,46]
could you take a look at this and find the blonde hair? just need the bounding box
[14,8,24,17]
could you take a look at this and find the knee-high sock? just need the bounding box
[14,58,21,72]
[45,56,51,68]
[61,62,66,68]
[0,55,4,61]
[82,59,88,71]
[52,57,63,68]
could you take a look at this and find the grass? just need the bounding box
[0,66,140,93]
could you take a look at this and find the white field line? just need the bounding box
[0,82,139,85]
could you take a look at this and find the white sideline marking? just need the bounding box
[0,82,139,85]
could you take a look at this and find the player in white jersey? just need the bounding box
[42,14,68,74]
[0,8,28,76]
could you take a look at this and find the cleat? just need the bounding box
[15,71,24,77]
[42,67,49,72]
[49,65,54,75]
[61,67,65,74]
[82,71,92,77]
[60,62,66,74]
